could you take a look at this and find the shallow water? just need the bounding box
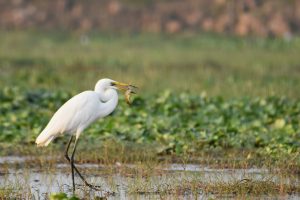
[0,156,299,199]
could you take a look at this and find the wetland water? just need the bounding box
[0,156,299,199]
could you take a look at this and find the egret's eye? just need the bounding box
[111,82,116,86]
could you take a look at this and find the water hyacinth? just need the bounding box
[0,87,300,156]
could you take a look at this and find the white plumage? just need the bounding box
[35,78,136,192]
[36,78,119,146]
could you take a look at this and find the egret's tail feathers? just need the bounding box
[35,130,55,147]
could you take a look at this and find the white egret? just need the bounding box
[35,78,137,192]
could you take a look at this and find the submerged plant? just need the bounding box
[50,193,80,200]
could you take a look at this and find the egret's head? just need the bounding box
[111,81,136,92]
[96,78,137,104]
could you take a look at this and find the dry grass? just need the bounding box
[1,149,300,199]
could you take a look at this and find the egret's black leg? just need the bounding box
[70,138,78,192]
[64,135,75,192]
[65,137,102,191]
[64,135,74,162]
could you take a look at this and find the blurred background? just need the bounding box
[0,0,300,165]
[1,0,300,37]
[1,2,300,198]
[0,0,300,97]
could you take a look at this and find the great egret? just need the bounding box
[35,78,137,192]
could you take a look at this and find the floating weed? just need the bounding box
[127,171,300,198]
[50,192,80,200]
[0,180,32,199]
[1,88,300,164]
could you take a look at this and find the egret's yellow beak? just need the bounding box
[112,81,137,93]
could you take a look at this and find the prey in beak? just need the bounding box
[112,81,138,104]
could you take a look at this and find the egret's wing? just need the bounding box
[36,92,97,146]
[46,92,92,134]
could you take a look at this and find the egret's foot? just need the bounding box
[85,182,102,191]
[76,183,102,191]
[76,183,116,196]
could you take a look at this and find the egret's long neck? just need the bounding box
[95,84,119,117]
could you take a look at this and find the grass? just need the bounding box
[0,30,300,198]
[1,88,299,164]
[0,31,300,98]
[1,155,300,199]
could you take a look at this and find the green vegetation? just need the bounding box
[0,31,299,198]
[50,193,79,200]
[0,87,299,164]
[0,31,300,97]
[0,30,300,161]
